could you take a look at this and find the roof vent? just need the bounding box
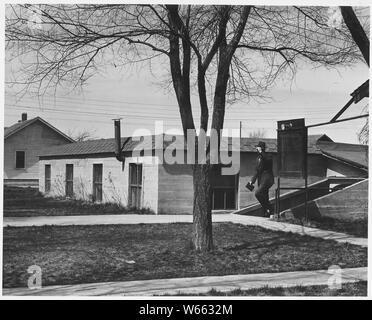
[21,113,27,122]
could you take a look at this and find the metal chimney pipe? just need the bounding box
[114,119,122,161]
[21,113,27,122]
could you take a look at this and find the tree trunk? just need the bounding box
[192,163,213,252]
[167,5,213,252]
[340,6,370,66]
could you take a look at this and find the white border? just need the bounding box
[0,0,370,301]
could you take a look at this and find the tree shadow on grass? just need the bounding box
[220,234,307,252]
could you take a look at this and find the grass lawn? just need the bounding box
[3,222,367,288]
[281,216,367,238]
[171,281,367,296]
[3,186,153,216]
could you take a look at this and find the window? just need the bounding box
[15,151,25,169]
[92,164,103,202]
[45,165,51,193]
[128,163,142,208]
[65,164,74,198]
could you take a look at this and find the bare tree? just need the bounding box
[248,129,266,138]
[6,5,364,251]
[67,128,97,142]
[358,118,369,145]
[357,104,369,145]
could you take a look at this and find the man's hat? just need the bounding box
[255,141,266,149]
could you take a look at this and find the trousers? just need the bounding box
[255,174,274,216]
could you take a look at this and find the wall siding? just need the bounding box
[39,155,159,213]
[4,121,71,181]
[158,153,328,214]
[158,163,194,214]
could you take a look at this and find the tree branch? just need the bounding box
[340,6,370,66]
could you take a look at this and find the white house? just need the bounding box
[4,114,74,187]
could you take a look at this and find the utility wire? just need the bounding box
[5,105,364,124]
[5,104,343,121]
[5,95,349,115]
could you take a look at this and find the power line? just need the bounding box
[5,92,179,108]
[5,105,364,124]
[8,105,358,120]
[4,112,183,126]
[5,104,180,119]
[7,89,363,114]
[5,104,340,120]
[5,95,348,115]
[5,103,341,117]
[7,86,364,114]
[5,112,363,132]
[7,94,338,112]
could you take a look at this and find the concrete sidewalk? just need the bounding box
[230,215,368,248]
[3,214,195,227]
[3,213,367,247]
[3,267,367,296]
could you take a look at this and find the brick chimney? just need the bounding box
[21,113,27,122]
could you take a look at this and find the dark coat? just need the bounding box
[251,152,274,187]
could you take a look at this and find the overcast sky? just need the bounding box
[3,3,370,144]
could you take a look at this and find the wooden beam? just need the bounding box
[308,114,369,128]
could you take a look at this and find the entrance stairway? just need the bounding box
[232,177,367,220]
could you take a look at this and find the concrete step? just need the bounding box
[233,177,366,217]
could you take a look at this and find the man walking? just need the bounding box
[246,141,274,217]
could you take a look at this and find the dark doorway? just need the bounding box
[65,164,74,198]
[211,165,238,210]
[93,164,103,202]
[129,163,142,208]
